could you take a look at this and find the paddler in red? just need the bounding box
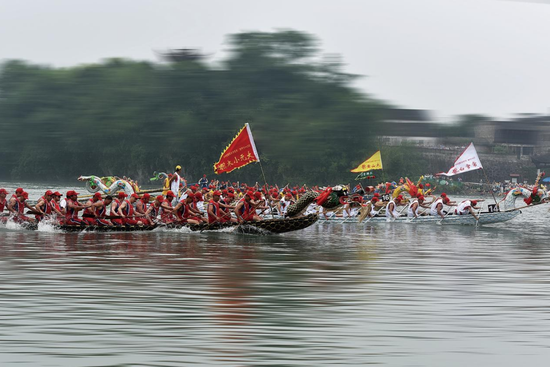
[93,195,113,226]
[34,190,54,221]
[110,192,127,225]
[159,191,176,224]
[0,188,8,213]
[135,193,151,225]
[119,193,144,225]
[50,192,65,220]
[207,191,237,224]
[82,192,103,225]
[65,190,90,225]
[235,191,262,223]
[173,195,202,224]
[0,188,8,224]
[7,188,24,216]
[145,195,164,224]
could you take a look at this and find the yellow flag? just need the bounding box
[350,151,383,172]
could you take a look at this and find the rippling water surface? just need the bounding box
[2,184,550,366]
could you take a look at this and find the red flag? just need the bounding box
[214,123,260,174]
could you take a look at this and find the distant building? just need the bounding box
[378,109,440,147]
[474,114,550,157]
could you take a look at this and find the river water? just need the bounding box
[1,183,550,366]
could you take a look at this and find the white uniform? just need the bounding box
[407,198,419,218]
[170,172,182,200]
[430,198,444,216]
[279,199,292,216]
[455,200,472,215]
[385,200,400,220]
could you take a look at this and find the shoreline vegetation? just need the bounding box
[0,30,535,185]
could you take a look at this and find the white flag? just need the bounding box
[438,143,483,176]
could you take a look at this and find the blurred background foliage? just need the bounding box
[0,30,418,185]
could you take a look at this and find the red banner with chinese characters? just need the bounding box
[214,123,260,174]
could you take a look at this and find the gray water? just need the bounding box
[1,183,550,366]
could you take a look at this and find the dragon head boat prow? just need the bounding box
[78,175,137,195]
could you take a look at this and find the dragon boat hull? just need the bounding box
[21,214,319,234]
[317,210,520,226]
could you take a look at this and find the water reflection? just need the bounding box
[1,205,550,366]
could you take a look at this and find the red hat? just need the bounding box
[441,193,447,197]
[15,188,23,194]
[0,188,7,194]
[191,185,197,190]
[142,193,151,200]
[213,190,222,196]
[131,193,139,199]
[245,191,254,198]
[156,195,164,202]
[118,192,127,198]
[45,190,53,196]
[53,191,62,197]
[285,192,292,197]
[22,192,29,199]
[202,187,208,191]
[254,191,262,199]
[166,191,175,198]
[222,189,228,195]
[228,192,235,198]
[417,195,425,201]
[371,197,379,203]
[373,193,380,197]
[443,197,450,204]
[93,192,102,199]
[194,192,203,200]
[471,200,478,206]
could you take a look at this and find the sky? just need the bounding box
[0,0,549,120]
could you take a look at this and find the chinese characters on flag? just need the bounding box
[214,123,260,174]
[350,150,383,173]
[438,143,483,176]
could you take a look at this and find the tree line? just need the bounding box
[0,30,443,186]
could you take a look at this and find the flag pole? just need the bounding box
[482,168,499,207]
[258,161,276,218]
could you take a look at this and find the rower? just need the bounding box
[145,195,164,224]
[407,195,430,219]
[50,192,65,219]
[0,188,8,224]
[7,188,24,216]
[278,192,294,217]
[386,195,404,221]
[34,190,54,221]
[118,193,144,226]
[65,190,91,225]
[93,195,113,226]
[160,191,177,224]
[207,191,237,224]
[83,192,104,225]
[173,195,202,225]
[455,199,483,220]
[0,188,7,214]
[110,192,128,226]
[235,191,263,223]
[430,194,450,219]
[135,193,151,224]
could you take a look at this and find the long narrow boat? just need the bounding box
[316,209,520,226]
[18,214,319,234]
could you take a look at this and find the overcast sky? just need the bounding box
[1,0,549,120]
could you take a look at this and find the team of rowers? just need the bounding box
[353,192,484,221]
[0,181,486,227]
[0,185,300,227]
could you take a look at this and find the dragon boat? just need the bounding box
[316,208,521,226]
[19,214,319,234]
